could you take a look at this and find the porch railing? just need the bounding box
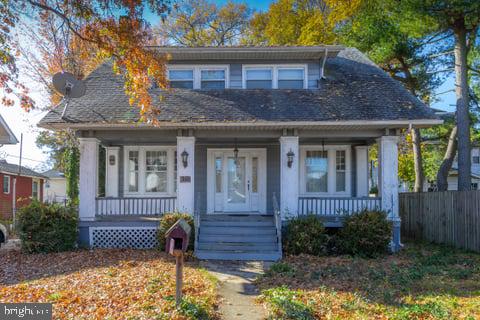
[272,193,282,256]
[298,196,381,216]
[95,197,177,216]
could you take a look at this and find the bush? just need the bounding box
[157,212,194,251]
[339,210,392,257]
[261,286,315,320]
[16,201,78,253]
[283,215,328,256]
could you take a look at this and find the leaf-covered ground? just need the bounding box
[0,249,219,320]
[257,242,480,320]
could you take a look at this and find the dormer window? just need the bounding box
[169,69,194,89]
[278,68,305,89]
[243,64,307,89]
[245,68,273,89]
[201,69,226,89]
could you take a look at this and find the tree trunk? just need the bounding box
[436,126,457,191]
[411,128,424,192]
[453,19,471,190]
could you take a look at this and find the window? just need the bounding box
[3,175,10,194]
[145,151,168,192]
[301,146,350,195]
[473,156,480,164]
[305,151,328,193]
[472,183,479,190]
[252,157,258,193]
[128,151,139,192]
[168,69,194,89]
[336,150,346,192]
[32,180,39,199]
[215,157,222,193]
[245,68,273,89]
[201,69,226,89]
[124,147,176,195]
[278,68,304,89]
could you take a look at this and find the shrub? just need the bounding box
[265,262,296,277]
[338,210,392,257]
[157,212,195,251]
[283,215,328,256]
[16,201,78,253]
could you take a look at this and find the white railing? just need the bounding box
[272,193,282,255]
[298,197,381,216]
[96,197,177,216]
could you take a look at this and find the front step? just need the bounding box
[196,214,281,261]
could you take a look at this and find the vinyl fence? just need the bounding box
[400,191,480,252]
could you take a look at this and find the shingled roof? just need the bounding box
[38,47,439,129]
[0,160,46,179]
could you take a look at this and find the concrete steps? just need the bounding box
[196,214,281,261]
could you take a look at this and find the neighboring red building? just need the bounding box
[0,160,45,220]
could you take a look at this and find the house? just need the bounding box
[42,169,67,203]
[0,113,18,146]
[424,146,480,191]
[38,46,441,260]
[0,160,46,220]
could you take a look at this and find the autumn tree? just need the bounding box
[156,0,252,46]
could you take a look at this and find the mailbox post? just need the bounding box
[164,219,191,307]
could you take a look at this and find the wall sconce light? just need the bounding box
[109,155,116,166]
[181,149,189,168]
[287,149,295,168]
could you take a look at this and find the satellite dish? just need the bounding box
[52,72,86,120]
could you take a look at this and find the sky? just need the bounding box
[0,0,457,172]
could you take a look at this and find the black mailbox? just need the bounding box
[165,219,191,255]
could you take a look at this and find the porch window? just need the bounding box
[306,151,328,193]
[215,157,222,193]
[3,175,10,194]
[168,69,194,89]
[128,151,139,192]
[145,151,167,192]
[245,68,273,89]
[336,150,346,192]
[201,69,226,89]
[278,68,304,89]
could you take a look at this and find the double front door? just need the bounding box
[207,149,266,214]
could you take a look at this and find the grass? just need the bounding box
[0,249,219,320]
[258,242,480,319]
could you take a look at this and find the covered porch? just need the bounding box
[77,126,400,253]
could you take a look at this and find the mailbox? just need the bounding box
[165,219,191,255]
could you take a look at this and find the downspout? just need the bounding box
[319,48,328,81]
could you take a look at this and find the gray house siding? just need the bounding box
[230,63,243,89]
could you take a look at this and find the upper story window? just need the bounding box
[168,69,194,89]
[278,68,305,89]
[245,68,273,89]
[243,64,307,89]
[201,69,226,89]
[168,65,228,89]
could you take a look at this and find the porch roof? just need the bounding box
[39,47,440,130]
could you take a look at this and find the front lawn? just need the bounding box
[0,249,218,320]
[257,242,480,319]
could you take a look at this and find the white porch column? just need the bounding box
[279,136,299,219]
[79,138,99,221]
[105,147,120,197]
[377,136,401,251]
[177,136,195,214]
[355,146,369,197]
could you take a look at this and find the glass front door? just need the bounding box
[226,156,248,211]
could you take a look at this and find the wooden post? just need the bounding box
[174,250,184,307]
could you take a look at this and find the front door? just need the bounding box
[207,149,266,214]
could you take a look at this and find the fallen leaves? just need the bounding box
[0,249,218,320]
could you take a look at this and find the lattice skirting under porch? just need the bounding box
[90,227,158,249]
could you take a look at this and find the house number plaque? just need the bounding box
[180,176,191,183]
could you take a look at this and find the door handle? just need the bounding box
[247,180,250,191]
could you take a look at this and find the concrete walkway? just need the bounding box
[200,260,272,320]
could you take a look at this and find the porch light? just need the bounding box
[287,149,295,168]
[181,149,189,168]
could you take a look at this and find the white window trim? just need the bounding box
[167,65,230,89]
[299,145,352,197]
[123,146,177,197]
[242,64,308,89]
[32,179,40,200]
[3,175,10,194]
